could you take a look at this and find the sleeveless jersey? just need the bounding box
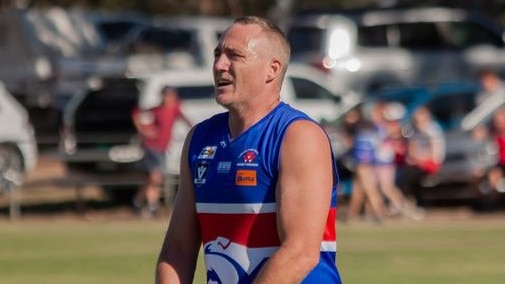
[188,102,342,283]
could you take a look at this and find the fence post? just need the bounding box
[8,186,21,220]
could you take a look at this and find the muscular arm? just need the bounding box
[156,128,201,283]
[253,120,334,283]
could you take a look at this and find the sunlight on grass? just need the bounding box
[1,217,505,283]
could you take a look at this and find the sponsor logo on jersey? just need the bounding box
[237,149,259,167]
[195,161,210,185]
[198,146,218,159]
[217,161,232,173]
[235,170,257,186]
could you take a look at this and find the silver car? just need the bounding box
[286,7,505,95]
[0,81,38,216]
[329,82,499,209]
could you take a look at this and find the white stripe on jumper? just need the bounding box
[321,241,337,252]
[196,202,276,214]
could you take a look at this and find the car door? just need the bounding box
[165,84,223,175]
[395,22,467,85]
[282,75,342,123]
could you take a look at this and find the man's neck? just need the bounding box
[227,97,280,138]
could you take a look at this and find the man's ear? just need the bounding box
[266,59,282,83]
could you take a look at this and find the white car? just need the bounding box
[286,7,505,95]
[137,64,358,175]
[0,82,38,192]
[60,64,357,198]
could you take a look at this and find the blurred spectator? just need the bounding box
[476,68,505,104]
[336,106,371,184]
[346,102,391,223]
[131,86,192,218]
[484,106,505,198]
[376,102,409,217]
[397,105,446,219]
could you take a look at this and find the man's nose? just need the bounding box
[213,54,230,71]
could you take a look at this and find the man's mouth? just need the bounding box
[216,79,232,88]
[215,74,233,88]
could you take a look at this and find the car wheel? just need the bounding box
[0,144,24,192]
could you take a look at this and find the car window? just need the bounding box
[442,22,504,48]
[358,21,504,50]
[74,78,139,132]
[133,27,203,65]
[176,85,215,100]
[357,25,389,47]
[138,28,197,52]
[373,87,430,116]
[287,27,325,55]
[290,77,338,101]
[398,22,445,49]
[98,21,142,42]
[427,91,478,130]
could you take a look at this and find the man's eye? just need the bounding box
[230,53,242,59]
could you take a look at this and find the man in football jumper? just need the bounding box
[156,16,342,283]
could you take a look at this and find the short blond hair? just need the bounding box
[233,16,291,76]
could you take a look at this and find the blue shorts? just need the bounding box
[140,148,166,173]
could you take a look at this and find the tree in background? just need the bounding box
[2,0,504,25]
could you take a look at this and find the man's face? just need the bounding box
[212,23,270,108]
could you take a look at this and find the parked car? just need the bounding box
[87,11,150,54]
[0,81,38,193]
[285,7,505,95]
[123,16,233,74]
[413,84,498,208]
[460,90,505,207]
[59,64,356,199]
[329,82,499,208]
[0,8,126,145]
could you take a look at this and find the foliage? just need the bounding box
[6,0,504,25]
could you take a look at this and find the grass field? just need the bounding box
[1,215,505,283]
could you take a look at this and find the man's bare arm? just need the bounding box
[253,120,334,283]
[156,128,201,283]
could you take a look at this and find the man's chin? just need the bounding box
[216,100,231,109]
[215,93,231,106]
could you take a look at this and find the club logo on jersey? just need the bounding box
[204,237,260,283]
[217,161,232,173]
[237,149,259,167]
[235,170,257,186]
[195,161,209,185]
[198,146,218,159]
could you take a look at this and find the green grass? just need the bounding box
[338,219,505,283]
[1,217,505,283]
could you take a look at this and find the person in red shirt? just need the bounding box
[132,86,192,218]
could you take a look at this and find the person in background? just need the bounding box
[376,102,408,217]
[156,16,342,283]
[346,102,389,224]
[397,105,445,219]
[328,105,369,200]
[131,86,192,218]
[475,68,505,104]
[483,106,505,203]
